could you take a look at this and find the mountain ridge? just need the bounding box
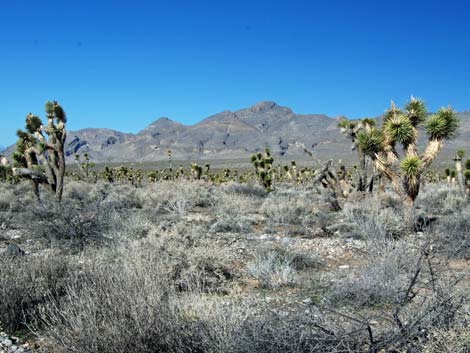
[3,101,470,164]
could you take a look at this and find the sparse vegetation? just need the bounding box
[0,98,468,353]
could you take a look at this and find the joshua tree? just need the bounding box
[453,149,465,195]
[251,149,274,192]
[74,153,96,182]
[337,117,376,192]
[12,101,67,202]
[356,98,458,221]
[191,162,203,180]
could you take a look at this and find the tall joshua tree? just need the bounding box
[356,97,458,220]
[337,117,376,192]
[12,101,67,202]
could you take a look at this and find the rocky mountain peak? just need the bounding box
[249,101,277,113]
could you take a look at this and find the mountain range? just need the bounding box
[3,101,470,164]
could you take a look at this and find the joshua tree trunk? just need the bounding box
[356,152,367,192]
[56,150,66,202]
[403,195,416,230]
[455,158,465,196]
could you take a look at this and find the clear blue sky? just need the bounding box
[1,0,470,146]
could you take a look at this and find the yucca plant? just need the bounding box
[12,101,67,202]
[355,97,459,222]
[190,162,203,180]
[337,117,376,192]
[74,153,96,183]
[251,148,274,191]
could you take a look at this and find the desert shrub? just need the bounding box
[158,237,235,293]
[63,181,96,202]
[305,209,336,233]
[23,198,113,248]
[247,248,303,289]
[218,190,263,215]
[142,181,218,213]
[0,184,15,211]
[40,242,238,353]
[108,210,158,240]
[328,243,415,307]
[260,194,307,225]
[422,327,470,353]
[434,207,470,259]
[221,182,267,197]
[101,183,144,209]
[232,309,368,353]
[377,190,403,210]
[0,254,73,332]
[342,197,404,239]
[417,183,465,215]
[210,210,253,233]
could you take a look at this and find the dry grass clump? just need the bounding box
[342,196,405,239]
[221,181,267,197]
[39,241,239,353]
[22,198,113,248]
[0,254,74,332]
[328,241,416,307]
[247,246,321,289]
[260,194,308,226]
[141,181,218,213]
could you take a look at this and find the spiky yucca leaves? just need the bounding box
[337,117,377,192]
[400,156,422,202]
[356,98,459,222]
[400,156,422,177]
[383,114,415,146]
[405,97,427,125]
[12,101,67,202]
[356,129,384,156]
[251,149,274,192]
[425,107,459,140]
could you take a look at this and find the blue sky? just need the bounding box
[1,0,470,146]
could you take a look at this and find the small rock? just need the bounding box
[2,339,12,347]
[302,298,313,305]
[3,244,25,257]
